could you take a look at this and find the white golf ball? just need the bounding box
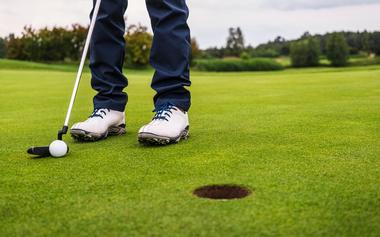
[49,140,69,158]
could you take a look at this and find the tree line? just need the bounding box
[0,24,200,68]
[202,28,380,67]
[1,25,88,62]
[0,24,379,68]
[203,29,380,58]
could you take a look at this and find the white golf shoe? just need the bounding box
[71,108,126,141]
[138,104,189,145]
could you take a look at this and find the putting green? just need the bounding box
[1,61,379,236]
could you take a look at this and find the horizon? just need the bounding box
[1,0,380,48]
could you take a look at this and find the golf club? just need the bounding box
[27,0,102,158]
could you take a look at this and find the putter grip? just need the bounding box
[27,146,51,157]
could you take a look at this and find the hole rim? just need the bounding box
[193,184,252,200]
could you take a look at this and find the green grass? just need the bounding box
[195,58,284,72]
[0,59,153,74]
[275,56,380,67]
[0,59,79,72]
[0,61,380,237]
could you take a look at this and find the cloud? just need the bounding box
[0,0,380,48]
[257,0,380,10]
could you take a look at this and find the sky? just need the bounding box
[0,0,379,48]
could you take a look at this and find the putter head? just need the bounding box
[27,146,51,158]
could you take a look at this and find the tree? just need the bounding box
[300,31,312,39]
[124,24,153,67]
[226,27,245,57]
[68,24,88,61]
[0,38,6,58]
[190,38,201,66]
[370,32,380,55]
[359,31,370,55]
[4,25,87,62]
[5,33,26,60]
[290,37,320,67]
[342,32,357,54]
[327,33,349,67]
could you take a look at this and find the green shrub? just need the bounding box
[349,56,380,67]
[252,48,280,58]
[125,24,152,68]
[240,52,251,60]
[327,32,349,67]
[290,38,320,67]
[4,25,87,62]
[194,58,283,72]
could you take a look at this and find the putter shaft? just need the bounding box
[60,0,102,139]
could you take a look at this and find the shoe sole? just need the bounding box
[71,124,126,142]
[138,126,189,146]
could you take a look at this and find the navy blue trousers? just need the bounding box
[90,0,191,112]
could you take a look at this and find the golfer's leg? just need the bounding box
[146,0,191,111]
[90,0,128,112]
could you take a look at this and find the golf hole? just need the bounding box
[193,184,251,200]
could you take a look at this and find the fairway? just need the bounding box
[1,64,380,236]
